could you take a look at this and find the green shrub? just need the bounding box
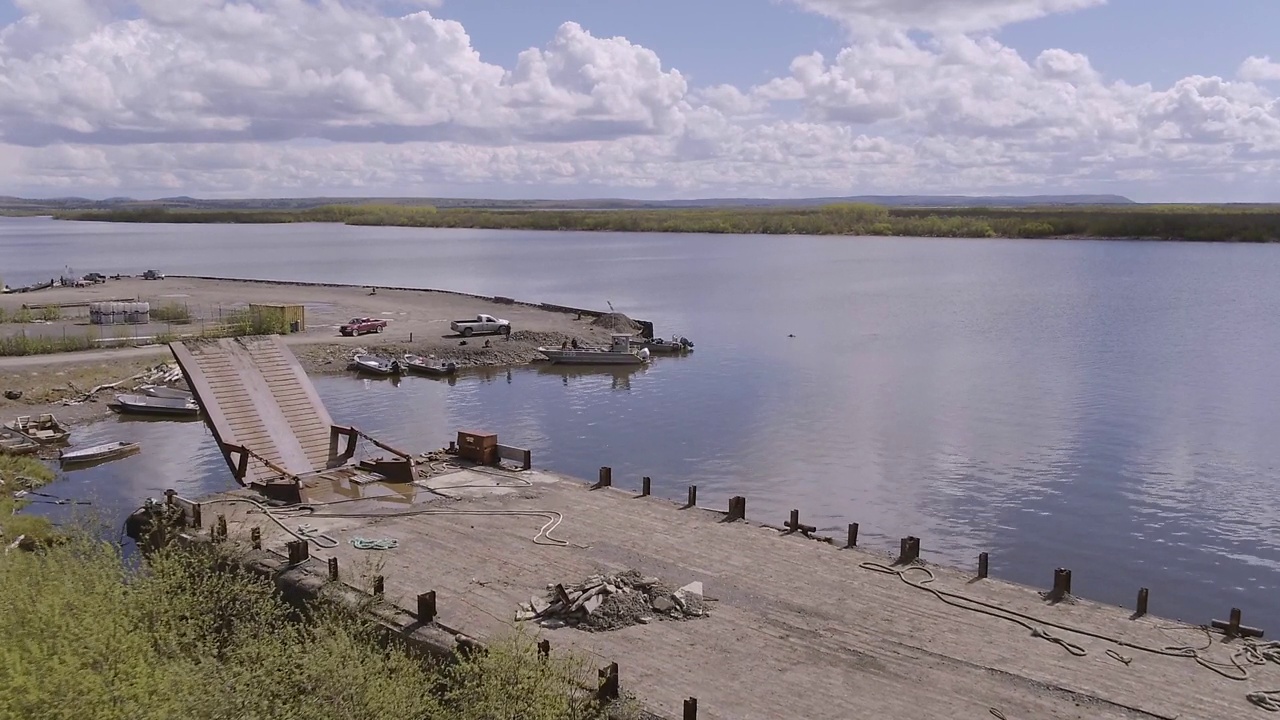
[150,303,191,323]
[0,537,630,720]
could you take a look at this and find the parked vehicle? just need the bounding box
[340,317,388,336]
[450,314,510,337]
[59,441,140,469]
[142,269,164,280]
[402,353,458,377]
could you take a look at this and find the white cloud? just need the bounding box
[1240,56,1280,83]
[785,0,1107,35]
[0,0,1278,201]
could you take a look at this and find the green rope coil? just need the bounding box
[350,537,399,551]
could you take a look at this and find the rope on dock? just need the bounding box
[300,507,584,548]
[350,537,399,550]
[294,523,339,549]
[858,561,1280,693]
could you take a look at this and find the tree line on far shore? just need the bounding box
[50,202,1280,242]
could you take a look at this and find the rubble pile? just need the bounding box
[589,312,641,333]
[516,569,708,632]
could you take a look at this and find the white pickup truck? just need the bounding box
[450,314,511,337]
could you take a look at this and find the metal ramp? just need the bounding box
[170,335,409,493]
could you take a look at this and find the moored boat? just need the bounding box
[634,334,695,354]
[139,385,194,401]
[108,394,201,417]
[538,334,650,366]
[0,427,40,455]
[59,441,140,468]
[4,414,70,444]
[351,354,403,375]
[402,353,458,377]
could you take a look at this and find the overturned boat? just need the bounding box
[108,393,201,417]
[538,334,650,366]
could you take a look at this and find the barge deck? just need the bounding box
[176,463,1276,720]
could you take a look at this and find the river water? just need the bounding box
[4,215,1279,628]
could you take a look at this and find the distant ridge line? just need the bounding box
[0,193,1138,212]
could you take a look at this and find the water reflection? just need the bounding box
[9,217,1280,631]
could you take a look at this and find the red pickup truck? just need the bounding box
[339,317,387,336]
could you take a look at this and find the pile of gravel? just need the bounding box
[589,312,641,333]
[515,569,707,632]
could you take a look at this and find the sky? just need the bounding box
[0,0,1277,202]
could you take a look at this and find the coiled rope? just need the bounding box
[859,561,1280,699]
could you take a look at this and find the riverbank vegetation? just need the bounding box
[0,535,638,719]
[0,306,288,357]
[0,455,56,544]
[54,203,1280,242]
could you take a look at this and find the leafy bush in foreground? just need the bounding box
[0,538,629,720]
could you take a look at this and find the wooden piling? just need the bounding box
[1048,568,1072,601]
[897,536,920,564]
[191,502,202,528]
[538,639,551,659]
[215,514,227,541]
[164,489,176,506]
[1135,588,1149,617]
[373,575,385,597]
[417,591,437,623]
[684,697,699,720]
[977,552,989,579]
[726,496,746,522]
[286,539,308,565]
[328,556,339,581]
[597,662,620,702]
[641,476,651,497]
[687,485,697,508]
[250,526,261,549]
[846,523,859,548]
[596,466,612,489]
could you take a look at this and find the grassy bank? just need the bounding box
[0,308,289,357]
[53,203,1280,241]
[0,534,638,720]
[0,455,56,543]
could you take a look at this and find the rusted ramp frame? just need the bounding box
[170,335,335,487]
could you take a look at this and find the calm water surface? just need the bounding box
[5,216,1279,627]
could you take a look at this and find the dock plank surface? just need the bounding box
[198,468,1275,720]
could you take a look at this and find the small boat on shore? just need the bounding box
[59,441,140,468]
[4,414,70,444]
[538,334,650,366]
[402,353,458,377]
[108,394,201,417]
[139,385,194,401]
[0,427,39,455]
[634,335,695,354]
[351,354,402,376]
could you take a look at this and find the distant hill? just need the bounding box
[0,193,1138,212]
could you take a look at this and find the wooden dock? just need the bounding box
[178,463,1279,720]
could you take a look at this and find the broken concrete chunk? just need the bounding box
[530,595,549,616]
[583,595,603,615]
[515,610,537,622]
[636,616,652,624]
[652,596,676,613]
[677,581,704,598]
[605,583,617,594]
